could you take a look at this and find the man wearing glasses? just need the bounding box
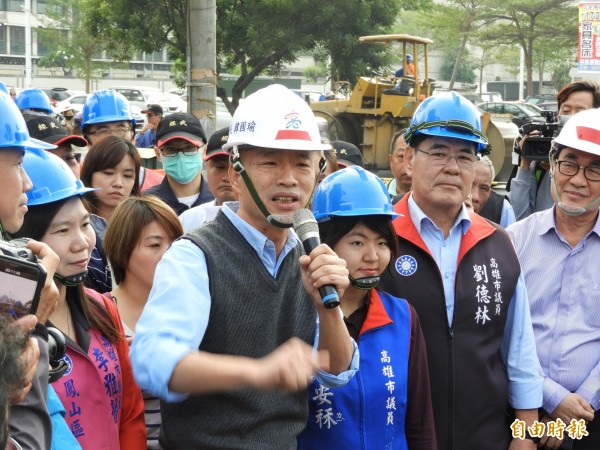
[136,104,163,148]
[507,109,600,449]
[144,112,214,215]
[81,89,135,146]
[380,92,543,450]
[25,115,87,179]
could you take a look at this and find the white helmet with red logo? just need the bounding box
[223,84,330,152]
[553,108,600,156]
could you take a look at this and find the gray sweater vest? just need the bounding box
[159,210,317,450]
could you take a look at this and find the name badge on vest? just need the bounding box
[473,258,503,326]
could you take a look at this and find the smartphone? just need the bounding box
[0,255,46,321]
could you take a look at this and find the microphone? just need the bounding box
[293,209,340,309]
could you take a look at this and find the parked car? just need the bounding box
[524,94,555,105]
[109,86,172,114]
[165,92,187,113]
[477,101,546,128]
[55,93,89,114]
[480,91,503,102]
[180,94,232,130]
[40,87,76,107]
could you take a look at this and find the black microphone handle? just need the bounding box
[302,236,340,309]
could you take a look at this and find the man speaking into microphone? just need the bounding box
[131,85,358,450]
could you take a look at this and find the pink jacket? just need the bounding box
[53,288,146,449]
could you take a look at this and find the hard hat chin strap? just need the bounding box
[0,222,10,241]
[549,158,600,216]
[231,151,293,228]
[230,150,327,229]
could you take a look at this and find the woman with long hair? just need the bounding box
[79,135,141,293]
[104,195,183,449]
[297,166,436,450]
[15,151,145,449]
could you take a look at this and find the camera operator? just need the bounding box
[0,90,61,450]
[509,80,600,221]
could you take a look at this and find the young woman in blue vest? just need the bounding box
[14,150,146,450]
[298,166,436,450]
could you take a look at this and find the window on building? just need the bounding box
[0,0,23,13]
[0,26,7,54]
[36,0,46,14]
[37,31,49,56]
[9,26,25,55]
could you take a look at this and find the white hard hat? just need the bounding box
[58,102,74,114]
[553,108,600,156]
[224,84,331,152]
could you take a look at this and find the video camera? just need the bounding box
[518,116,570,162]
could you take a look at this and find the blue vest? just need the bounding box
[298,290,410,450]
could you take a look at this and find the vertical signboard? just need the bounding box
[579,2,600,72]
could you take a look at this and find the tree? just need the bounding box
[440,50,476,84]
[38,0,132,92]
[479,1,578,95]
[88,0,430,113]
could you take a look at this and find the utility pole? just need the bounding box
[24,0,32,87]
[188,0,217,138]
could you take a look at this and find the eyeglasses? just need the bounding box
[414,147,478,168]
[87,126,132,137]
[61,153,82,167]
[159,145,200,157]
[556,160,600,182]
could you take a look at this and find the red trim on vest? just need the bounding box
[393,194,432,257]
[359,289,393,336]
[393,193,497,265]
[275,129,311,141]
[458,211,496,264]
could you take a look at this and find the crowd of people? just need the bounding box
[0,78,597,450]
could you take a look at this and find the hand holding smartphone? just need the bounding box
[0,254,46,322]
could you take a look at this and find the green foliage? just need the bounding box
[86,0,430,109]
[440,51,476,83]
[37,0,134,91]
[303,65,327,83]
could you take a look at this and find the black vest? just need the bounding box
[380,194,521,450]
[159,211,317,450]
[480,191,507,225]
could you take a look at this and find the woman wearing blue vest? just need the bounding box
[298,166,436,450]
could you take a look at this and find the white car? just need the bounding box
[179,94,232,130]
[54,92,89,114]
[109,86,172,115]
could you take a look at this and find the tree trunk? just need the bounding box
[449,33,469,91]
[188,0,217,137]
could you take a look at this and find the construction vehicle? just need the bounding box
[311,34,517,182]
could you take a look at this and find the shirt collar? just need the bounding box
[407,193,472,236]
[221,203,299,255]
[541,205,600,238]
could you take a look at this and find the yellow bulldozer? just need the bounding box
[311,34,517,182]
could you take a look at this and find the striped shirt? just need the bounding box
[507,206,600,414]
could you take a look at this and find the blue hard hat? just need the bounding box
[23,151,97,206]
[312,166,398,221]
[0,82,9,95]
[403,91,489,153]
[0,90,56,154]
[406,54,413,63]
[82,89,135,130]
[15,88,53,114]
